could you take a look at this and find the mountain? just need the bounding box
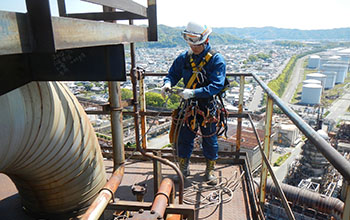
[213,26,350,41]
[137,25,350,48]
[137,25,251,48]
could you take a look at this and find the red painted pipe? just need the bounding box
[81,164,125,220]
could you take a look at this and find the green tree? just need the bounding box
[146,92,165,107]
[121,88,133,100]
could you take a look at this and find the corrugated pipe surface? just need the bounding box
[0,82,107,218]
[265,179,344,217]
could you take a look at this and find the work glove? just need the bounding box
[179,89,195,100]
[161,82,171,98]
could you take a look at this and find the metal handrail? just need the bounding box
[134,70,350,219]
[251,73,350,181]
[138,71,350,182]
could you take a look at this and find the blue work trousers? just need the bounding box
[177,115,218,160]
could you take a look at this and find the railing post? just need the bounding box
[235,75,245,159]
[103,6,125,169]
[139,70,147,149]
[343,183,350,220]
[259,96,273,207]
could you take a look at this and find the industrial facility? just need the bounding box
[303,49,350,105]
[0,1,350,220]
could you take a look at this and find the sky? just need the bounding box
[1,0,350,30]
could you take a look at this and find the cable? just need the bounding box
[182,170,245,219]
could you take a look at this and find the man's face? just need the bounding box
[189,44,205,55]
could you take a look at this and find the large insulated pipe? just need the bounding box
[0,81,107,218]
[265,179,344,218]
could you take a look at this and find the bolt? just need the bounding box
[157,215,163,220]
[138,209,144,214]
[150,210,155,214]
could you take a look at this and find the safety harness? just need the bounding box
[183,50,229,138]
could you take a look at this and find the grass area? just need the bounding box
[273,152,291,166]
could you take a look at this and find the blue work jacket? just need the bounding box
[164,43,226,99]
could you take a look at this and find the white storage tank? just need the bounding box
[301,83,322,105]
[322,64,348,84]
[302,79,322,85]
[322,71,337,89]
[307,55,320,69]
[306,73,326,88]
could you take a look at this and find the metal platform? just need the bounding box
[0,157,259,220]
[104,158,259,220]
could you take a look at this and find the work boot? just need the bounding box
[174,157,190,182]
[205,159,217,185]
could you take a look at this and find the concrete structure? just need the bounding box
[301,84,322,105]
[275,124,300,147]
[321,63,348,84]
[217,124,272,171]
[307,55,320,69]
[322,71,337,89]
[306,73,326,88]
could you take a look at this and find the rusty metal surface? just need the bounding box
[105,159,254,219]
[1,159,254,220]
[0,11,148,55]
[235,75,245,156]
[151,178,174,216]
[82,164,125,220]
[259,96,274,207]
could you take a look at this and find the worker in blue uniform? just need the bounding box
[161,21,226,185]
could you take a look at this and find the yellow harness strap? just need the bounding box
[185,52,213,89]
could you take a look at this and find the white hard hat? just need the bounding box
[182,21,212,45]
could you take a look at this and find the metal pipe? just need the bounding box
[235,75,245,158]
[264,179,344,218]
[139,69,148,149]
[343,184,350,220]
[259,96,273,206]
[252,73,350,181]
[104,6,125,169]
[81,164,125,220]
[151,178,174,216]
[0,82,107,217]
[129,20,184,204]
[108,82,125,169]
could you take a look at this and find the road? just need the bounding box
[325,85,350,123]
[281,56,307,103]
[147,133,170,149]
[248,86,263,111]
[272,141,303,182]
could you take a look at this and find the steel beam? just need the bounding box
[82,0,147,17]
[66,11,146,20]
[25,0,56,53]
[0,11,148,55]
[147,0,157,41]
[0,45,126,96]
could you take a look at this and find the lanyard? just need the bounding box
[185,52,213,89]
